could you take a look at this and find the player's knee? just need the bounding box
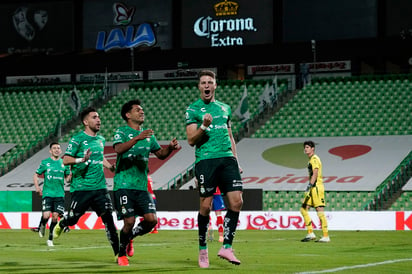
[148,219,157,229]
[144,215,157,228]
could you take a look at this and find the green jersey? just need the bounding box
[65,131,106,192]
[112,125,161,191]
[36,157,70,198]
[185,99,233,163]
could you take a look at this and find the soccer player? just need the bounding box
[113,99,180,266]
[300,140,330,243]
[33,142,71,246]
[208,187,225,243]
[147,175,158,234]
[186,70,243,268]
[53,107,120,260]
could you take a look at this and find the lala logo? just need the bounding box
[96,3,156,51]
[113,2,135,26]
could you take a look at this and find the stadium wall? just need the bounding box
[1,211,411,231]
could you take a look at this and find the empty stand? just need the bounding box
[0,85,103,175]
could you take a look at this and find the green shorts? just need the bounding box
[114,189,156,220]
[195,156,243,198]
[69,189,114,217]
[42,197,65,215]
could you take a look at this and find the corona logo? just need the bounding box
[193,0,256,47]
[214,0,239,16]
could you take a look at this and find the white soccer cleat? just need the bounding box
[301,232,316,242]
[317,236,330,243]
[47,240,54,247]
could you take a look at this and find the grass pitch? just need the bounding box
[0,229,411,273]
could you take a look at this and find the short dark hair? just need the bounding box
[121,99,142,121]
[80,107,96,124]
[49,142,60,149]
[304,140,315,148]
[198,70,216,81]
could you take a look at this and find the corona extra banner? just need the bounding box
[181,0,273,48]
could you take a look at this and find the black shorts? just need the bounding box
[114,189,156,220]
[42,197,65,215]
[195,156,243,198]
[69,189,114,217]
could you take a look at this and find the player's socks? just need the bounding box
[300,207,314,234]
[317,211,328,237]
[223,210,239,246]
[198,213,209,248]
[49,221,57,240]
[207,216,214,241]
[119,229,130,257]
[39,217,48,237]
[217,215,224,233]
[101,212,120,256]
[217,215,224,241]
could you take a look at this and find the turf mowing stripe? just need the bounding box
[297,258,412,273]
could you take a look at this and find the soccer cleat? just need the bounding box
[198,249,209,268]
[301,232,316,242]
[126,240,134,257]
[47,240,54,247]
[219,235,224,243]
[316,236,330,243]
[63,226,71,233]
[117,255,129,266]
[53,220,63,239]
[39,224,45,238]
[217,246,241,265]
[30,227,40,232]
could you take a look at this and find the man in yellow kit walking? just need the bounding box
[300,140,330,243]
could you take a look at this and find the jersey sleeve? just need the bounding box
[185,105,198,125]
[113,128,126,146]
[311,157,321,170]
[150,135,162,153]
[35,159,47,175]
[65,136,80,157]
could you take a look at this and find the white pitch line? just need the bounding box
[297,258,412,274]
